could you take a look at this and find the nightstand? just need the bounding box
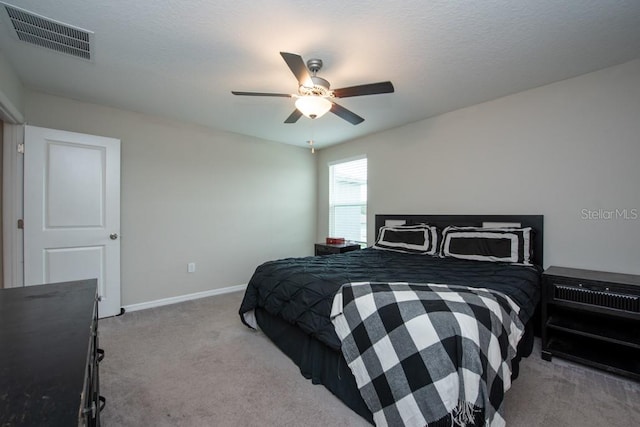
[314,242,361,256]
[541,266,640,380]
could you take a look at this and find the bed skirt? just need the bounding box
[255,307,535,425]
[255,307,374,423]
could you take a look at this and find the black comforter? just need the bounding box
[239,248,541,351]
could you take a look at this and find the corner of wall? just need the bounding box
[0,51,25,123]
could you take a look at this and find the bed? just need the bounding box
[239,214,543,426]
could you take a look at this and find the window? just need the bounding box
[329,157,367,244]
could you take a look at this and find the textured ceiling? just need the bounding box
[1,0,639,149]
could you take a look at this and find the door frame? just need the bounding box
[2,123,23,288]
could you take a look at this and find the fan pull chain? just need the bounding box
[308,120,316,154]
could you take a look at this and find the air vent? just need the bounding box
[554,284,640,312]
[2,3,93,61]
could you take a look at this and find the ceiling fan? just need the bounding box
[231,52,394,125]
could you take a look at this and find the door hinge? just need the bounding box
[17,219,24,229]
[17,143,24,154]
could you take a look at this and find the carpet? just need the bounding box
[99,291,640,426]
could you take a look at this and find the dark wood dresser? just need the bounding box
[0,279,104,426]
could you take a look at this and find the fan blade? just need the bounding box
[280,52,312,86]
[284,109,303,124]
[331,102,364,125]
[333,81,395,98]
[231,91,292,97]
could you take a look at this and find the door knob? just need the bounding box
[110,233,118,240]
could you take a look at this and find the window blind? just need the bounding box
[329,157,367,244]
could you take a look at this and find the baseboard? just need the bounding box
[122,284,247,313]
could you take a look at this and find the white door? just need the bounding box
[23,125,121,318]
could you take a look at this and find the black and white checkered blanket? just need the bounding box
[330,282,525,427]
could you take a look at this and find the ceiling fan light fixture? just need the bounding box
[295,96,332,119]
[232,52,393,125]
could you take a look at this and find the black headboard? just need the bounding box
[374,214,544,268]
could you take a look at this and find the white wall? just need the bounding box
[24,90,316,305]
[317,59,640,275]
[0,51,24,122]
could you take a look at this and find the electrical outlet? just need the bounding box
[187,262,196,273]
